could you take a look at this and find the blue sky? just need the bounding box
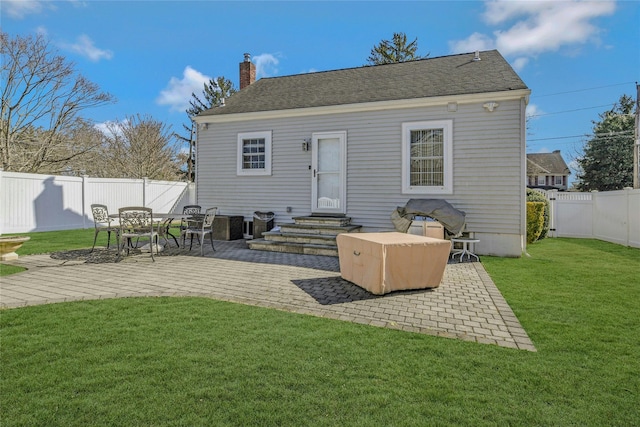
[3,0,639,180]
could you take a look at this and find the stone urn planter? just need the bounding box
[0,236,30,261]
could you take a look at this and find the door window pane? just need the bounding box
[318,138,339,172]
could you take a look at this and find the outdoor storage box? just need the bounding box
[253,211,274,239]
[336,232,451,295]
[212,215,244,241]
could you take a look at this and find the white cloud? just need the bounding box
[448,32,495,54]
[568,159,582,175]
[35,26,48,37]
[493,1,616,56]
[450,0,617,69]
[526,103,544,119]
[511,57,529,71]
[60,35,113,62]
[483,0,556,25]
[157,66,212,112]
[3,0,84,18]
[94,121,110,135]
[252,53,279,78]
[2,0,45,18]
[94,119,128,137]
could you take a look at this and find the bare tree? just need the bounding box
[0,31,115,172]
[61,118,110,176]
[101,114,181,180]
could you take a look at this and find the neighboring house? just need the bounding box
[194,50,530,257]
[526,150,570,191]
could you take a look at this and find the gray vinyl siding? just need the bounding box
[196,98,525,240]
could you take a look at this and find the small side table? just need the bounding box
[450,237,480,262]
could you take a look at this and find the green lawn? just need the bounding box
[0,227,182,276]
[1,237,639,426]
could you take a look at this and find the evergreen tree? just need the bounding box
[179,77,237,181]
[186,77,236,118]
[576,95,636,191]
[367,32,427,65]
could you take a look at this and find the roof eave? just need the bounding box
[194,89,531,124]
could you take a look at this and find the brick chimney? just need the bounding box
[239,53,256,90]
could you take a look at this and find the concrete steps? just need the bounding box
[247,215,362,257]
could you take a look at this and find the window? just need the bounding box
[402,120,453,194]
[237,131,272,176]
[537,175,546,186]
[554,176,563,186]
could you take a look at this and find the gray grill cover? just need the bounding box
[391,199,466,236]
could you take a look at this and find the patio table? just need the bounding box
[109,212,193,250]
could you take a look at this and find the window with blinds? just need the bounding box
[410,128,444,187]
[402,120,452,194]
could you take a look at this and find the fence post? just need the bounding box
[591,190,598,240]
[143,177,148,207]
[547,189,557,238]
[624,187,632,247]
[82,175,88,229]
[0,168,3,235]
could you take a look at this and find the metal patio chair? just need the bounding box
[181,207,217,256]
[90,204,119,252]
[180,205,201,235]
[117,207,158,261]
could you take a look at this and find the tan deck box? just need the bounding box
[336,232,451,295]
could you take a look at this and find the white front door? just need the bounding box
[311,131,346,214]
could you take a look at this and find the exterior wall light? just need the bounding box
[483,101,499,112]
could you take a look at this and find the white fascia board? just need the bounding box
[193,89,531,125]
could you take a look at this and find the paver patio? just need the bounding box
[0,239,535,351]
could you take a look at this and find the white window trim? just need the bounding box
[237,131,272,176]
[537,175,546,186]
[402,120,453,194]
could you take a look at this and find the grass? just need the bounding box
[1,237,639,425]
[0,227,182,276]
[0,228,110,276]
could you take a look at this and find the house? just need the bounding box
[526,150,570,191]
[194,50,530,257]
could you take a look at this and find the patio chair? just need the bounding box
[117,207,159,261]
[180,205,201,228]
[90,204,119,252]
[181,207,217,256]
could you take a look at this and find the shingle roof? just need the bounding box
[527,151,570,175]
[199,50,528,117]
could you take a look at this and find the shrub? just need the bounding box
[526,189,550,239]
[527,202,545,244]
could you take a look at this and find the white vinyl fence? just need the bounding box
[0,170,196,234]
[543,188,640,248]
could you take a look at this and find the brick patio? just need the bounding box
[0,239,535,351]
